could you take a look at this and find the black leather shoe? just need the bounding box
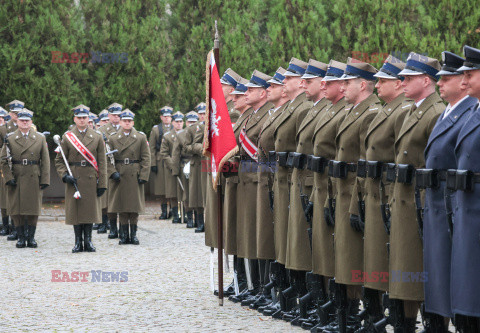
[119,224,130,245]
[72,225,84,253]
[171,206,180,223]
[26,225,38,248]
[7,228,18,241]
[83,224,96,252]
[186,211,195,228]
[15,226,26,248]
[130,224,139,245]
[108,218,118,239]
[159,204,168,219]
[194,213,205,233]
[0,216,9,236]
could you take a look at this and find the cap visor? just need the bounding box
[437,69,460,76]
[301,73,319,79]
[163,113,172,117]
[267,78,283,85]
[10,108,22,112]
[230,90,245,95]
[458,65,478,72]
[340,74,358,80]
[398,68,423,76]
[373,71,397,79]
[322,75,342,82]
[75,113,89,117]
[283,71,301,77]
[245,82,262,88]
[121,117,134,120]
[220,79,234,86]
[18,116,31,120]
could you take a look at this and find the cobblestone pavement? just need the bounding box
[1,202,454,332]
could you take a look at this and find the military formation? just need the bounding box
[204,45,480,333]
[2,43,480,332]
[0,100,208,252]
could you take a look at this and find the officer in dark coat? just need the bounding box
[0,107,11,236]
[421,51,477,330]
[450,45,480,331]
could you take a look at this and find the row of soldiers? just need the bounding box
[203,45,480,332]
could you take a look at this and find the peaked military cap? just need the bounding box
[89,112,98,121]
[437,51,466,76]
[195,102,206,113]
[107,103,123,114]
[120,109,135,120]
[0,107,8,117]
[341,58,378,81]
[6,100,25,112]
[98,109,109,120]
[72,104,90,117]
[267,67,287,85]
[458,45,480,72]
[284,57,308,77]
[186,111,199,122]
[230,77,249,95]
[172,111,184,121]
[374,55,406,80]
[322,60,347,81]
[245,70,272,89]
[220,68,241,88]
[160,106,173,117]
[302,59,328,79]
[398,52,441,80]
[18,108,34,120]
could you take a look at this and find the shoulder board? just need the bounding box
[164,131,171,136]
[95,130,102,135]
[138,131,145,135]
[402,104,412,109]
[369,107,379,111]
[154,125,158,128]
[177,129,184,134]
[345,107,352,111]
[5,132,15,138]
[36,132,44,137]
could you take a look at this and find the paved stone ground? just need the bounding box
[1,202,455,332]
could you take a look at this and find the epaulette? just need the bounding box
[369,106,379,111]
[402,104,413,109]
[138,131,146,136]
[5,132,14,138]
[37,132,44,136]
[177,129,184,134]
[95,130,102,135]
[154,125,158,128]
[164,131,171,136]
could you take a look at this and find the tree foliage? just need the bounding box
[1,0,480,137]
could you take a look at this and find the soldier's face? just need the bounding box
[74,116,89,129]
[198,113,206,122]
[282,76,303,98]
[186,120,196,127]
[173,120,183,131]
[244,87,265,107]
[9,112,18,122]
[342,78,362,104]
[160,115,171,125]
[88,121,94,129]
[401,75,427,100]
[120,119,134,131]
[437,74,465,102]
[266,83,283,103]
[99,119,109,126]
[222,84,234,100]
[303,77,325,101]
[462,69,480,99]
[17,118,32,131]
[0,117,4,125]
[109,113,120,125]
[323,80,343,102]
[232,94,248,112]
[375,78,401,102]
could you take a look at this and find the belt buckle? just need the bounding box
[80,160,87,167]
[124,158,130,165]
[22,159,28,166]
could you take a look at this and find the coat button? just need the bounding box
[404,151,407,155]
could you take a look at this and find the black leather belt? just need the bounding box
[446,169,480,192]
[415,169,448,189]
[383,163,397,182]
[291,152,307,169]
[329,160,357,179]
[395,164,415,184]
[268,151,277,163]
[12,159,39,165]
[306,155,329,173]
[69,161,92,167]
[276,152,289,167]
[115,159,140,164]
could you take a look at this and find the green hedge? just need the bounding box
[1,0,480,137]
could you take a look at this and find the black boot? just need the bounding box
[7,218,17,241]
[92,223,99,230]
[0,216,9,236]
[97,214,108,233]
[83,224,96,252]
[119,224,130,245]
[15,226,26,248]
[195,212,205,233]
[159,203,168,220]
[130,224,139,245]
[186,211,195,228]
[108,217,118,239]
[171,206,180,223]
[26,225,38,248]
[419,308,448,333]
[72,225,83,253]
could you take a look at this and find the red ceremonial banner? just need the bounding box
[203,50,238,189]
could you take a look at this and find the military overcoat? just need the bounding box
[389,92,444,301]
[160,129,179,199]
[1,130,50,215]
[55,126,107,225]
[423,96,476,316]
[107,128,151,213]
[334,93,380,286]
[149,123,172,196]
[183,123,204,208]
